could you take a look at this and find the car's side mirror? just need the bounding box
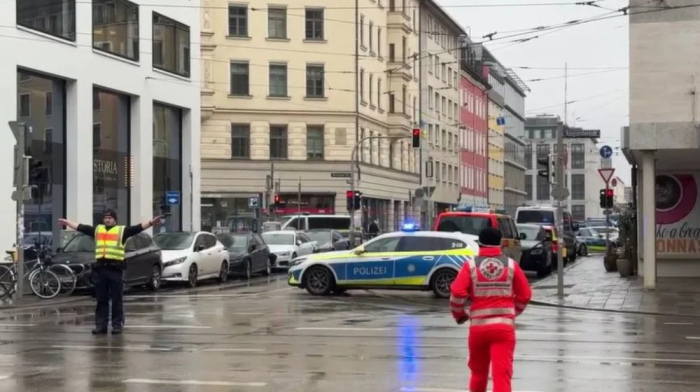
[249,244,256,251]
[354,246,365,255]
[197,244,206,251]
[296,240,302,246]
[519,232,526,240]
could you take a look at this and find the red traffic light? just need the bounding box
[606,189,613,196]
[412,129,420,136]
[274,194,281,203]
[346,191,354,197]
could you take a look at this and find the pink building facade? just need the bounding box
[459,68,489,206]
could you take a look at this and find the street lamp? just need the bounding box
[349,134,410,245]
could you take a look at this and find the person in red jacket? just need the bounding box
[449,227,532,392]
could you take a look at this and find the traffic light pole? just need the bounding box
[349,135,409,245]
[605,183,611,253]
[555,122,565,298]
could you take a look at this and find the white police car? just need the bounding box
[287,224,479,298]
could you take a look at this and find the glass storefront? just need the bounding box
[152,104,182,233]
[17,70,66,248]
[93,89,130,225]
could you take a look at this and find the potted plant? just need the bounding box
[614,204,637,277]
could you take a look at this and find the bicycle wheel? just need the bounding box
[0,265,16,300]
[48,264,77,296]
[29,269,61,299]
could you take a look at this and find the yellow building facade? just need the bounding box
[487,99,505,209]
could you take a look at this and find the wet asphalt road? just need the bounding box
[0,261,699,391]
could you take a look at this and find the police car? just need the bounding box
[287,224,479,298]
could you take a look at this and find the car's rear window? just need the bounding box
[516,210,555,225]
[308,217,350,230]
[436,215,491,236]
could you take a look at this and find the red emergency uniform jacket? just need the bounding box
[449,246,532,325]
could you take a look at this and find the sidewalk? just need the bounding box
[531,255,700,317]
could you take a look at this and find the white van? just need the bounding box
[514,205,579,262]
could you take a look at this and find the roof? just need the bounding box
[421,0,466,35]
[505,69,530,94]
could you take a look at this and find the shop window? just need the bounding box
[17,70,67,250]
[93,89,130,225]
[153,104,183,232]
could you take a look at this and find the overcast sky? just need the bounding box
[437,0,630,184]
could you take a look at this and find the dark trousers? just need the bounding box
[94,267,124,330]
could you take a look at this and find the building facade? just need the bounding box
[0,0,201,248]
[419,1,464,215]
[486,69,505,210]
[623,0,700,281]
[200,0,420,232]
[502,70,529,215]
[458,41,488,207]
[524,116,604,221]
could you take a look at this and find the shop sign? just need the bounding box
[655,173,700,257]
[93,158,119,183]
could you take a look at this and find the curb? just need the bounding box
[0,295,87,312]
[529,299,700,319]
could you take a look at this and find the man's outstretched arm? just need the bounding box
[58,219,95,238]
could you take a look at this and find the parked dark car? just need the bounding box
[216,232,273,278]
[303,229,351,252]
[516,224,552,278]
[49,232,164,291]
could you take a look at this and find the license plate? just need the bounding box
[59,277,74,283]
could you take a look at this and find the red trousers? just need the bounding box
[468,324,516,392]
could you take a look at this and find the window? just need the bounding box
[572,174,585,200]
[428,87,433,108]
[369,74,374,106]
[19,94,30,117]
[389,44,395,62]
[230,62,250,96]
[153,104,183,232]
[360,69,365,102]
[524,144,532,169]
[228,5,247,36]
[571,143,585,169]
[44,129,53,154]
[402,36,406,62]
[368,21,373,52]
[152,13,190,77]
[17,0,76,41]
[267,7,286,38]
[305,9,324,40]
[93,123,102,150]
[45,92,53,116]
[269,63,287,97]
[306,65,324,97]
[93,0,139,61]
[270,125,288,159]
[402,84,407,114]
[389,0,396,11]
[365,236,400,252]
[306,126,324,159]
[377,28,382,57]
[571,205,586,221]
[389,93,395,113]
[525,175,533,200]
[377,78,382,109]
[536,175,550,200]
[360,15,365,47]
[231,124,250,159]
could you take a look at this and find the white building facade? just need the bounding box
[0,0,201,249]
[524,116,605,221]
[419,1,463,214]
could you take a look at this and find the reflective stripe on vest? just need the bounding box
[95,225,125,261]
[469,256,514,297]
[470,307,516,317]
[470,317,515,326]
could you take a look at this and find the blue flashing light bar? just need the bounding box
[401,222,421,232]
[454,205,492,213]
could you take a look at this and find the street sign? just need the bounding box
[599,145,613,158]
[611,178,617,187]
[248,197,259,208]
[165,191,180,205]
[564,128,600,138]
[552,186,570,201]
[598,168,615,184]
[331,172,351,178]
[496,117,505,126]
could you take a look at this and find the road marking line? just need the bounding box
[123,379,266,387]
[0,324,36,327]
[52,345,171,351]
[129,288,293,299]
[517,354,700,363]
[126,325,211,329]
[295,327,389,331]
[686,336,700,340]
[0,375,10,380]
[202,348,266,352]
[400,388,542,392]
[666,322,693,325]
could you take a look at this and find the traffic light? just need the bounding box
[538,154,556,185]
[412,128,421,148]
[273,194,281,206]
[353,190,362,209]
[598,188,614,208]
[346,191,354,210]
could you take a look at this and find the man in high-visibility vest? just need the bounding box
[59,210,163,335]
[450,227,532,392]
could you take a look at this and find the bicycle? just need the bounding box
[0,245,66,299]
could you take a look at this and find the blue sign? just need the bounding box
[165,191,180,205]
[599,145,613,158]
[496,117,505,126]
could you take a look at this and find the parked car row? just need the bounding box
[36,227,350,293]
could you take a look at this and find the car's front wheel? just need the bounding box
[261,257,271,277]
[148,264,161,291]
[303,266,335,295]
[218,261,229,283]
[430,268,457,299]
[579,243,588,257]
[187,264,198,288]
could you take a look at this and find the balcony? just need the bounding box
[387,11,412,34]
[386,61,412,82]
